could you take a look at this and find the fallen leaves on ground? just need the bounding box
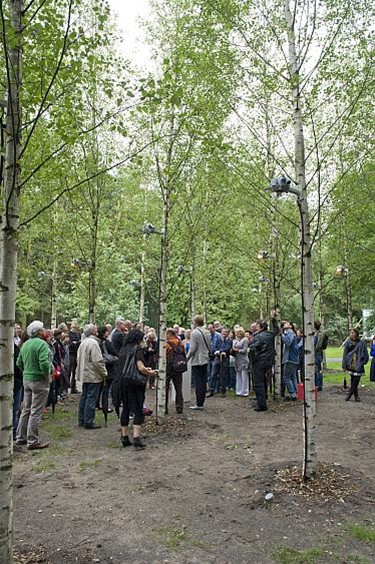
[143,414,190,435]
[14,547,50,564]
[273,463,360,501]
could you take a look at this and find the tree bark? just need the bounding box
[156,198,169,423]
[0,1,23,562]
[284,0,317,479]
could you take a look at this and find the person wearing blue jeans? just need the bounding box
[79,383,102,427]
[76,324,107,429]
[281,322,300,400]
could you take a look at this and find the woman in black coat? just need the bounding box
[113,330,158,450]
[342,328,369,402]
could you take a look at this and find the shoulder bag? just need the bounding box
[122,346,147,387]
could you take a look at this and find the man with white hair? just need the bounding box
[76,324,107,429]
[15,320,52,450]
[111,316,127,354]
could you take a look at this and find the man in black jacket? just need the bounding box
[249,313,279,412]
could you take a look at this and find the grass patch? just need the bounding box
[46,426,72,440]
[79,459,102,471]
[33,460,57,473]
[273,546,325,563]
[107,441,120,449]
[158,526,187,549]
[347,523,375,542]
[42,409,76,422]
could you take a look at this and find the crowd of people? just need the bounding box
[12,313,374,451]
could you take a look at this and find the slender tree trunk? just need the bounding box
[88,264,96,323]
[0,2,23,562]
[51,252,58,328]
[156,198,169,422]
[285,0,317,479]
[139,249,146,324]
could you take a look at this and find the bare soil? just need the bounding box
[13,384,375,563]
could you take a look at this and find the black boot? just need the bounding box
[121,435,132,448]
[133,437,146,450]
[345,392,352,401]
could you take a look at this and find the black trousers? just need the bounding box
[210,359,229,393]
[252,361,272,409]
[166,371,184,413]
[120,383,145,426]
[192,364,208,407]
[347,374,361,399]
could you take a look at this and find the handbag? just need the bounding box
[122,346,147,387]
[102,342,118,366]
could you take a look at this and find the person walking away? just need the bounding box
[165,329,186,414]
[370,335,375,383]
[68,319,81,393]
[281,321,300,401]
[76,324,107,429]
[342,328,369,402]
[15,321,52,449]
[232,327,250,397]
[187,315,211,410]
[116,330,158,449]
[249,315,278,412]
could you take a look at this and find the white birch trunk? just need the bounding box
[139,249,146,324]
[0,2,23,562]
[156,198,169,423]
[285,0,317,479]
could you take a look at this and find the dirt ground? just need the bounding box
[13,384,375,564]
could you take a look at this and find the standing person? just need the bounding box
[232,327,250,397]
[165,329,185,414]
[342,328,369,402]
[313,320,325,391]
[115,329,158,449]
[182,329,192,354]
[249,314,278,412]
[144,327,158,389]
[14,323,22,347]
[76,324,107,429]
[15,321,51,450]
[208,328,232,397]
[111,316,127,354]
[370,335,375,383]
[187,315,211,410]
[52,329,66,398]
[68,319,81,393]
[13,341,24,440]
[207,324,221,393]
[281,321,300,401]
[97,325,117,415]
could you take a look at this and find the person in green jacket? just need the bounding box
[15,320,52,450]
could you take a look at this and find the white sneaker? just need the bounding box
[189,405,203,410]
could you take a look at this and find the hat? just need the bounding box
[27,320,44,337]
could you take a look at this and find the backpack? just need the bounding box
[170,344,187,373]
[321,333,329,350]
